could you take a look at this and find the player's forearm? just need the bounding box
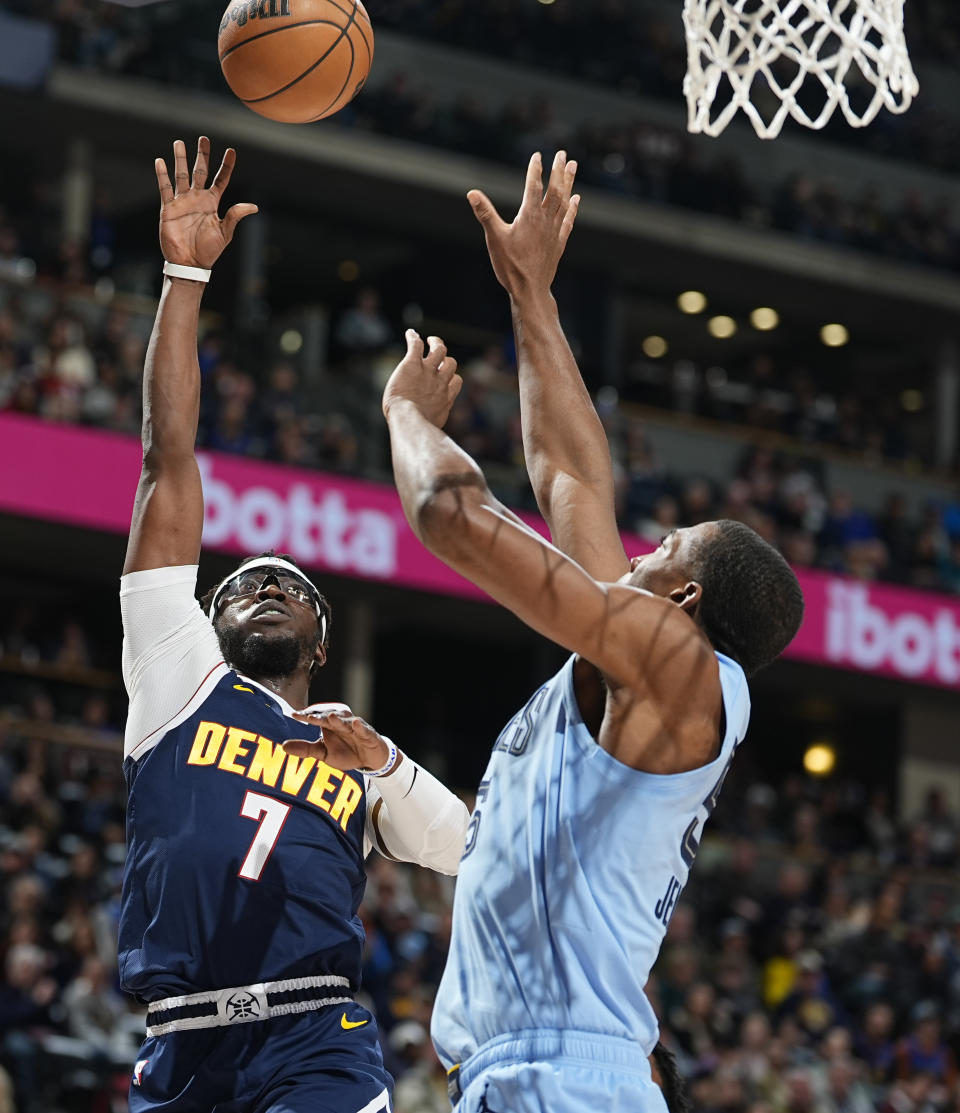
[140,277,205,469]
[510,291,616,511]
[370,757,470,875]
[386,400,489,546]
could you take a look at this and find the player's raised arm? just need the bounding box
[383,331,714,703]
[467,151,629,582]
[123,137,257,574]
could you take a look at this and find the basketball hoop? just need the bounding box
[682,0,919,139]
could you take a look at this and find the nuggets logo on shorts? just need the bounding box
[226,991,262,1020]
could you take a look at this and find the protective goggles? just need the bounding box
[208,557,327,641]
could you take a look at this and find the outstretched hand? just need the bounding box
[156,136,258,270]
[382,330,462,427]
[468,150,580,298]
[283,707,396,774]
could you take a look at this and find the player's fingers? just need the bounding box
[155,159,174,206]
[448,372,463,404]
[173,139,190,196]
[467,189,503,227]
[291,708,347,727]
[211,147,237,198]
[559,195,581,249]
[425,335,448,369]
[281,737,326,760]
[564,159,579,200]
[221,202,259,242]
[192,135,210,191]
[520,151,543,210]
[544,150,567,213]
[405,328,425,360]
[437,355,459,380]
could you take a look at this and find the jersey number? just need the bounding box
[238,791,290,880]
[679,760,732,869]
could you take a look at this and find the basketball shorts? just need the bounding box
[450,1030,669,1113]
[128,1002,392,1113]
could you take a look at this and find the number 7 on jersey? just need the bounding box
[238,791,290,880]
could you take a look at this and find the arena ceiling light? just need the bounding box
[677,290,708,314]
[901,389,925,412]
[820,323,849,347]
[803,742,837,777]
[707,315,737,339]
[642,336,668,358]
[750,307,779,331]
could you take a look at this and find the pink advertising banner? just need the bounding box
[3,412,959,689]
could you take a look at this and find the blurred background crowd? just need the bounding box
[9,0,960,271]
[2,271,959,596]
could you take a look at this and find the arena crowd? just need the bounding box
[7,0,960,272]
[1,264,959,598]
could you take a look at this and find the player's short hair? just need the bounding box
[651,1041,692,1113]
[690,520,804,677]
[200,551,333,647]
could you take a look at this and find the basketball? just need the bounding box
[218,0,374,124]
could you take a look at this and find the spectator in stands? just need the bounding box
[335,286,392,355]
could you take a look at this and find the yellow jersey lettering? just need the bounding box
[246,735,284,787]
[281,753,316,796]
[219,727,257,775]
[330,775,364,830]
[306,762,343,813]
[187,722,227,766]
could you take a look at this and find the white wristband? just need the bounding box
[163,261,211,283]
[364,738,399,778]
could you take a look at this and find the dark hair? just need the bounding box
[690,519,804,677]
[651,1041,692,1113]
[200,551,333,648]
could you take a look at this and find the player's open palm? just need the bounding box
[156,136,258,269]
[468,150,580,298]
[284,708,393,774]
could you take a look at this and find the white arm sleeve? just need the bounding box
[363,755,470,876]
[120,565,228,760]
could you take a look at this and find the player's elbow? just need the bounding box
[416,473,488,553]
[140,440,197,477]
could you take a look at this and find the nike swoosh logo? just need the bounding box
[341,1013,369,1030]
[233,684,254,693]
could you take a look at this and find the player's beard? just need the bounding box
[218,625,319,681]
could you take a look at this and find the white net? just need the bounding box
[682,0,919,139]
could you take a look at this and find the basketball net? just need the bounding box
[682,0,919,139]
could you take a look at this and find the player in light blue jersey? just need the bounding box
[380,152,804,1113]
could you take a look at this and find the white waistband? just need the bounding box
[145,974,352,1037]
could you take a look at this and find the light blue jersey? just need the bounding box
[431,651,750,1111]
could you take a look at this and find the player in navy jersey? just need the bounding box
[120,136,469,1113]
[381,152,804,1112]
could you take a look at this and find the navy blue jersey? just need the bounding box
[120,669,369,1002]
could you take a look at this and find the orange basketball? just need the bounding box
[218,0,374,124]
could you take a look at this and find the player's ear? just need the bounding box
[670,580,702,616]
[312,642,327,672]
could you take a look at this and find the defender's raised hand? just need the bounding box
[468,151,580,298]
[156,137,258,270]
[382,330,462,427]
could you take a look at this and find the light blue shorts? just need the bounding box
[451,1031,669,1113]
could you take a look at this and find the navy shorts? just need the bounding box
[128,1003,392,1113]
